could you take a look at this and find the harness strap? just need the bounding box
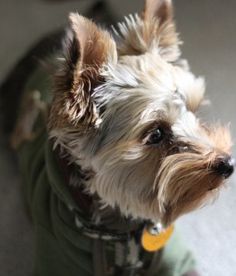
[145,250,163,276]
[93,239,108,276]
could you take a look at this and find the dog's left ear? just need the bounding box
[49,14,117,131]
[117,0,180,62]
[143,0,173,24]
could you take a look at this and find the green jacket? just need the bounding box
[16,65,196,276]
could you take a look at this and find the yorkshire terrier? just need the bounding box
[2,0,234,275]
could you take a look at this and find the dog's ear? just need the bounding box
[49,14,117,131]
[143,0,173,24]
[116,0,180,62]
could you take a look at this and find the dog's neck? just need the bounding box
[56,148,144,234]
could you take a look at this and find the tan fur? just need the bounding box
[157,147,226,225]
[48,14,117,131]
[144,0,173,24]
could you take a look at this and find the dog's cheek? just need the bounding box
[89,146,164,221]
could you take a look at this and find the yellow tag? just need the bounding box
[141,224,174,252]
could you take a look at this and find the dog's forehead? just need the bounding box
[104,52,204,109]
[98,52,207,142]
[117,52,176,90]
[105,53,196,116]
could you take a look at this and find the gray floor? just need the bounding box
[0,0,236,275]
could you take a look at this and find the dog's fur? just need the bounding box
[9,0,233,247]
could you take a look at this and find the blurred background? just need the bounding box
[0,0,236,275]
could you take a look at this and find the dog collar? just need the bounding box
[141,223,174,252]
[74,213,144,241]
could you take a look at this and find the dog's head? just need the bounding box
[49,0,234,226]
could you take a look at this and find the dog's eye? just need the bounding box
[147,128,164,145]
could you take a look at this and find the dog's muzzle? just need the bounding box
[213,156,235,178]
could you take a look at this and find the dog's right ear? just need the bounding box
[48,14,117,131]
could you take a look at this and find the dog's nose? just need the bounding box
[214,157,235,178]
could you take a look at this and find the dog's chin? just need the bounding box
[158,178,224,227]
[93,175,224,229]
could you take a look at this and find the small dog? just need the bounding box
[3,0,234,275]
